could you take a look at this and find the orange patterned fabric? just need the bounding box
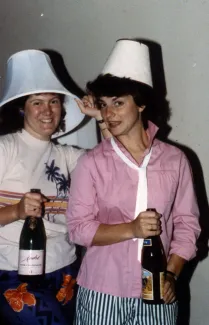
[56,274,76,305]
[4,283,36,312]
[0,190,67,214]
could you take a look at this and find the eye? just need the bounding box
[51,98,60,105]
[32,101,41,106]
[98,102,106,110]
[114,100,124,107]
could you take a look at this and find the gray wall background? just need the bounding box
[0,1,208,324]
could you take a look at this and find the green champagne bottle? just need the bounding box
[18,189,46,284]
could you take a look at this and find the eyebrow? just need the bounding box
[29,96,59,103]
[98,97,119,103]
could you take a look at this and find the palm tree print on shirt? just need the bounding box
[45,159,70,198]
[45,159,70,222]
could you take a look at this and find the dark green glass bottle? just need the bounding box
[18,189,46,284]
[141,208,167,304]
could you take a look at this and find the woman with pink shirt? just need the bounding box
[67,40,200,325]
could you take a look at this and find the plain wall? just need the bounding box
[0,1,208,324]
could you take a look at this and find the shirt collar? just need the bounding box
[112,120,159,160]
[18,129,50,148]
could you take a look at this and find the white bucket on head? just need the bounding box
[102,39,153,88]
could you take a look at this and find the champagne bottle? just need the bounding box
[18,189,46,284]
[141,208,167,304]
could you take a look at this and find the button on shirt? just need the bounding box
[67,122,200,298]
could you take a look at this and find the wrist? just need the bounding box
[96,118,108,132]
[96,119,105,124]
[13,204,20,222]
[126,221,135,240]
[95,113,103,121]
[165,270,178,281]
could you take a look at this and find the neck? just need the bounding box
[116,123,149,162]
[24,125,50,141]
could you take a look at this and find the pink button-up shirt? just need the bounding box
[67,122,200,298]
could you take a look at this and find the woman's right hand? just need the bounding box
[16,192,46,220]
[130,210,161,238]
[75,95,102,120]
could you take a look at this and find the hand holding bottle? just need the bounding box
[163,273,176,303]
[16,191,47,220]
[131,210,161,239]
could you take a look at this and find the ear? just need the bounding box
[138,105,146,113]
[19,109,24,116]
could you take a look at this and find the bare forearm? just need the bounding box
[92,222,134,246]
[167,254,186,277]
[96,118,112,139]
[100,127,112,139]
[0,204,19,226]
[91,211,161,246]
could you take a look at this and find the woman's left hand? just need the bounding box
[75,95,102,120]
[163,273,176,304]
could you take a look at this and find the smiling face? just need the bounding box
[98,95,145,137]
[23,93,62,140]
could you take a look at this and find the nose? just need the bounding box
[42,102,52,115]
[104,105,115,119]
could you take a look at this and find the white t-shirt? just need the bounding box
[0,129,85,273]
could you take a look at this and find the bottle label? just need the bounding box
[142,268,153,300]
[142,269,165,300]
[143,239,152,246]
[18,250,44,275]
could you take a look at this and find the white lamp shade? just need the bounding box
[102,40,153,88]
[0,50,84,137]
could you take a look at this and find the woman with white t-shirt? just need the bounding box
[0,49,109,325]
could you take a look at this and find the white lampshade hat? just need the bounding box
[101,39,153,88]
[0,50,84,138]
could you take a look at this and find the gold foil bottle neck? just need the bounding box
[29,217,37,230]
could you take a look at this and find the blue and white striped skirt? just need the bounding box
[75,286,178,325]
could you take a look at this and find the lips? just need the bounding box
[40,119,53,124]
[108,121,121,128]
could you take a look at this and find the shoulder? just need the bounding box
[154,139,190,171]
[54,143,86,173]
[0,133,16,145]
[0,134,18,177]
[75,139,112,173]
[86,138,112,158]
[0,133,17,153]
[55,143,85,156]
[74,140,106,164]
[156,139,185,159]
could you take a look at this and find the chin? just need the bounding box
[109,128,123,137]
[40,128,56,138]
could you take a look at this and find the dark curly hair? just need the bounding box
[0,93,66,136]
[86,74,153,128]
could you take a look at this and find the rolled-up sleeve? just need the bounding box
[169,153,201,260]
[66,153,100,247]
